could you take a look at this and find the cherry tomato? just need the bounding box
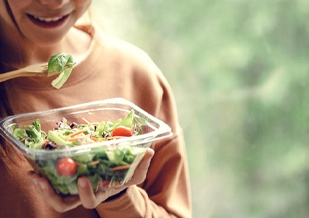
[112,126,133,137]
[56,157,77,176]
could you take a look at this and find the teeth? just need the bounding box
[33,16,63,22]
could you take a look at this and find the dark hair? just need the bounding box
[0,0,22,118]
[0,1,16,159]
[0,0,21,118]
[3,0,21,35]
[0,62,13,157]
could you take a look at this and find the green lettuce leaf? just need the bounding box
[47,53,76,89]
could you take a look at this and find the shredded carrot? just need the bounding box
[81,117,90,124]
[69,129,85,138]
[90,137,99,142]
[68,137,84,142]
[110,181,121,188]
[41,141,49,149]
[97,180,111,190]
[88,160,100,166]
[90,135,105,142]
[106,136,127,140]
[110,165,131,171]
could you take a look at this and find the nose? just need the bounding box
[37,0,70,8]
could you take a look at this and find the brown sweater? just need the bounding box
[0,25,191,218]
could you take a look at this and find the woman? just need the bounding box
[0,0,191,217]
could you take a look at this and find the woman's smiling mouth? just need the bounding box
[26,14,69,28]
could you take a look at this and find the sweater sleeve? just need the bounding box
[95,185,172,217]
[95,134,191,218]
[95,95,191,217]
[93,34,192,217]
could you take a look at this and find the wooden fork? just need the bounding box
[0,41,94,83]
[0,63,61,83]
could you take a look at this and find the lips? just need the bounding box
[26,14,69,28]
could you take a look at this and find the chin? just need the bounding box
[28,34,67,48]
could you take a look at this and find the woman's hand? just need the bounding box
[27,148,155,213]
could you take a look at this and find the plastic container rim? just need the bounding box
[0,98,172,157]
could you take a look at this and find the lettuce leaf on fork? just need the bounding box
[47,53,76,89]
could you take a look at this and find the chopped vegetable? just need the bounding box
[10,109,148,194]
[56,158,77,176]
[11,109,139,149]
[112,126,133,137]
[47,53,76,89]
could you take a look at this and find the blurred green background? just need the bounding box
[92,1,309,217]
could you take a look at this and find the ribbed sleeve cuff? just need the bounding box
[95,185,147,218]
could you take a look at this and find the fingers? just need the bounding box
[127,148,155,185]
[26,148,155,211]
[78,148,155,206]
[144,147,155,159]
[77,177,126,207]
[27,171,81,213]
[77,177,98,208]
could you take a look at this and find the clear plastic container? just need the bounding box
[0,98,172,195]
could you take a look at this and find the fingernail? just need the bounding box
[32,178,38,186]
[39,181,45,190]
[79,180,87,188]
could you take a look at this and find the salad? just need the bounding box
[47,53,76,89]
[11,110,149,195]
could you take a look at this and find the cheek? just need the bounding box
[71,0,92,22]
[4,0,31,23]
[7,0,31,9]
[75,0,92,14]
[76,0,92,6]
